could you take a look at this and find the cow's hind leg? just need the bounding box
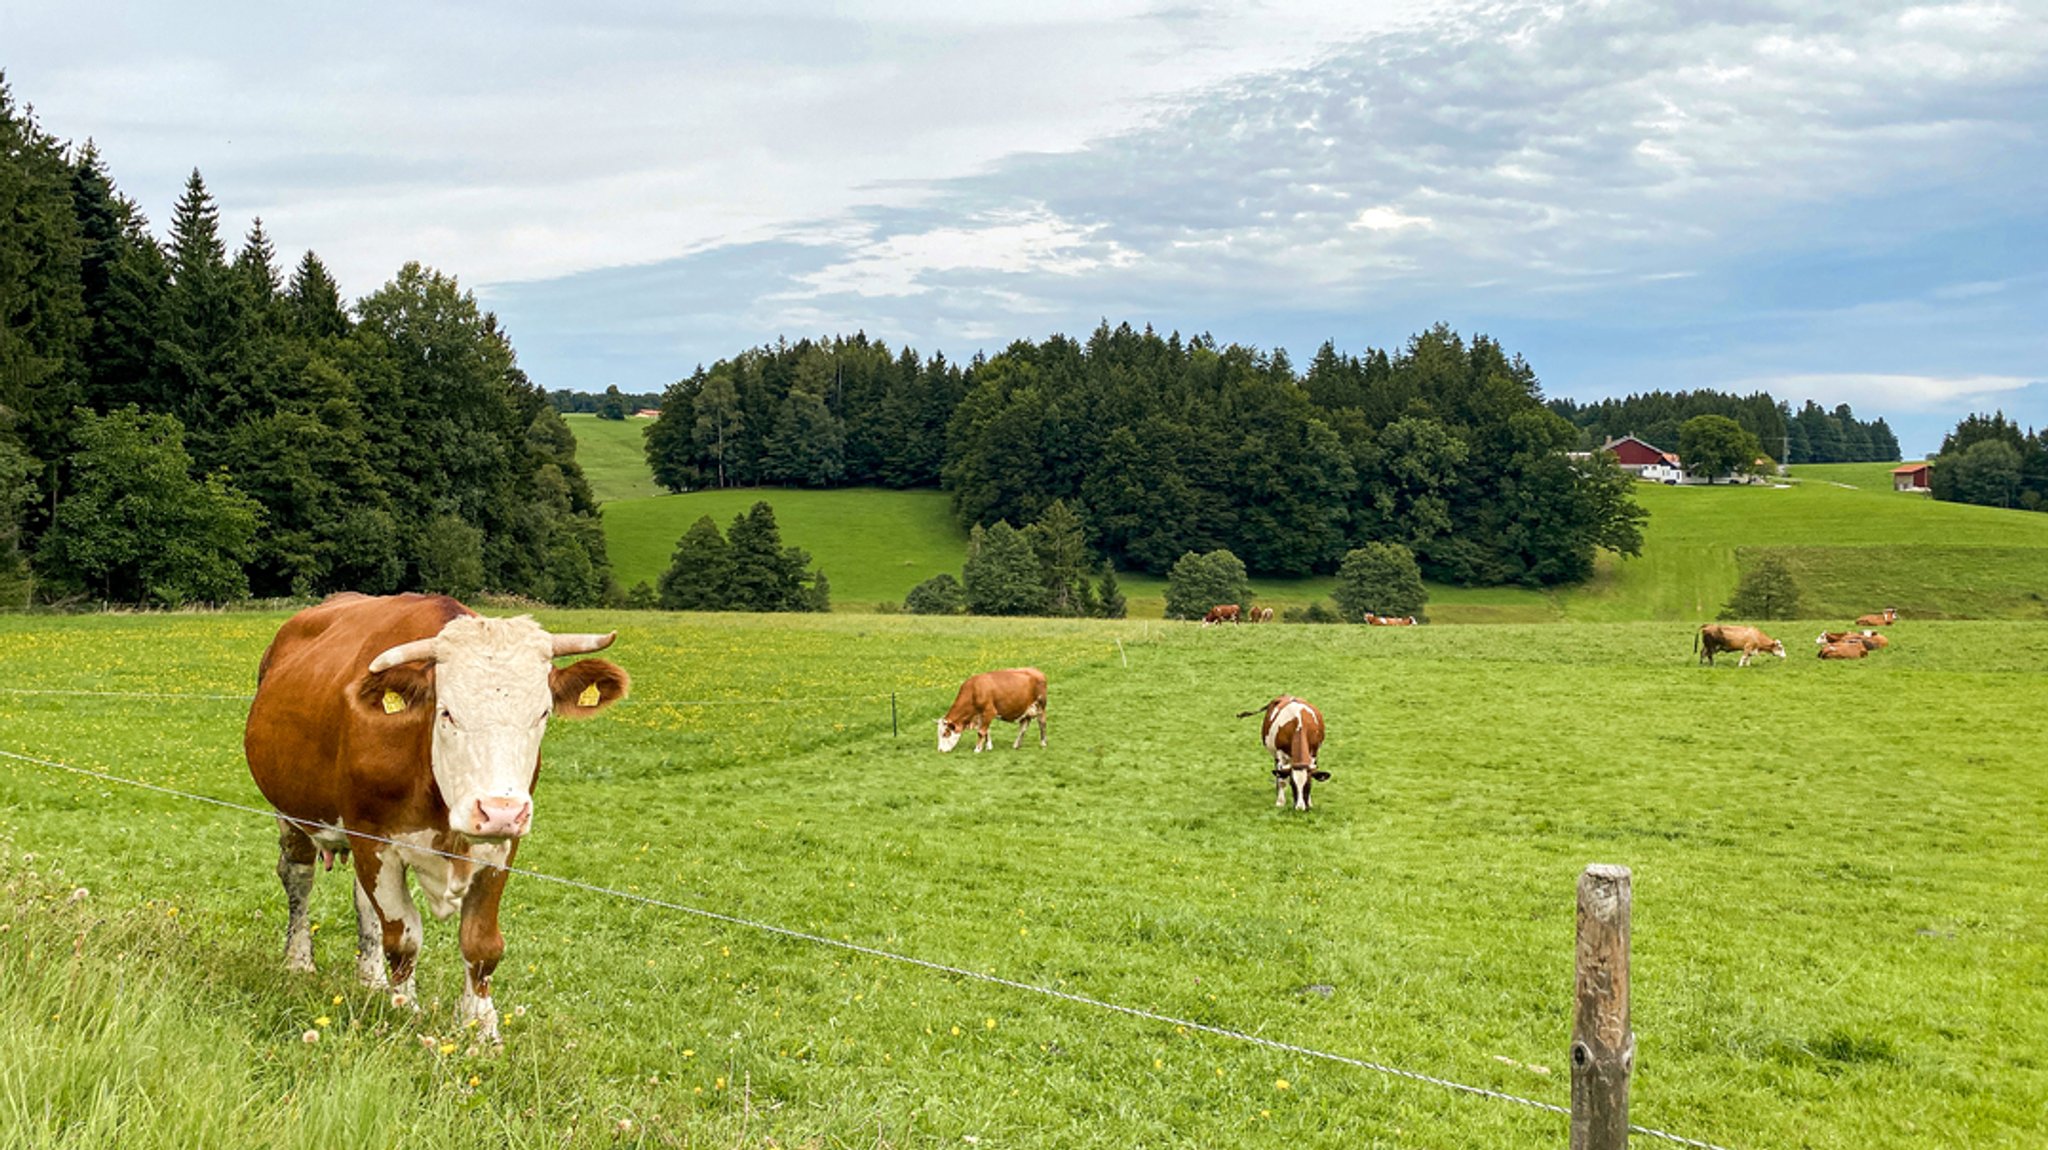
[276,819,318,973]
[457,856,514,1044]
[1012,714,1030,749]
[353,844,422,1003]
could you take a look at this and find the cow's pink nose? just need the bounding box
[471,796,532,839]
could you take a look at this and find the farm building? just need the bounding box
[633,407,662,418]
[1597,435,1687,483]
[1893,462,1932,492]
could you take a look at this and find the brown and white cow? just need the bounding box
[1249,606,1275,624]
[1695,623,1786,667]
[1854,607,1899,627]
[1366,613,1418,626]
[1237,695,1327,810]
[1202,604,1242,626]
[1817,630,1888,651]
[937,668,1047,753]
[1817,640,1869,660]
[245,593,629,1043]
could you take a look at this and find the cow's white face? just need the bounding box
[936,719,963,753]
[1273,765,1332,811]
[426,617,556,841]
[1769,641,1787,659]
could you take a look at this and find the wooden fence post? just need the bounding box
[890,693,898,738]
[1572,864,1634,1150]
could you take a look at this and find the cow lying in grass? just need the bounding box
[1855,607,1899,626]
[937,668,1048,752]
[1818,641,1870,660]
[1695,624,1786,667]
[1817,630,1888,652]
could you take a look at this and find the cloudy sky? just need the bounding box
[9,0,2046,454]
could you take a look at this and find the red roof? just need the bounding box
[1891,463,1929,474]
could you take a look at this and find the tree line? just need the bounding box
[1927,412,2048,511]
[0,77,610,607]
[1550,391,1901,464]
[651,324,1651,588]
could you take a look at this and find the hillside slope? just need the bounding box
[573,417,2048,619]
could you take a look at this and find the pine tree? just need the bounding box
[1094,561,1126,619]
[658,514,734,609]
[962,521,1048,615]
[906,572,965,614]
[725,501,810,610]
[284,251,349,339]
[1025,498,1093,615]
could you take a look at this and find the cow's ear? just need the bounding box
[354,664,435,717]
[1312,770,1331,781]
[551,658,630,719]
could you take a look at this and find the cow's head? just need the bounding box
[1769,639,1787,659]
[1273,764,1332,810]
[357,616,628,842]
[936,718,964,753]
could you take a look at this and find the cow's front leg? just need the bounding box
[353,844,421,1003]
[276,819,318,973]
[1737,651,1751,668]
[457,859,513,1044]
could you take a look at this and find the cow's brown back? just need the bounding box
[247,594,475,833]
[945,668,1047,726]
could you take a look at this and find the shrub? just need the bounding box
[905,573,966,615]
[1720,553,1801,620]
[1163,549,1248,620]
[1331,542,1428,623]
[1281,600,1343,624]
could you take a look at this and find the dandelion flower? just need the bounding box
[301,1029,319,1044]
[314,1016,331,1028]
[1154,1058,1164,1070]
[440,1043,458,1055]
[715,1076,727,1090]
[950,1026,961,1036]
[1275,1079,1290,1091]
[616,1118,633,1133]
[391,993,410,1009]
[682,1049,695,1058]
[331,995,344,1006]
[468,1075,481,1087]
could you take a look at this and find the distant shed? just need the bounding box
[1893,462,1931,492]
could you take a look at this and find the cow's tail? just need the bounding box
[1236,698,1279,719]
[1692,628,1700,656]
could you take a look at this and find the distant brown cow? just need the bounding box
[1854,607,1899,626]
[1817,630,1888,651]
[1695,624,1786,667]
[1236,695,1327,810]
[1202,605,1241,626]
[937,668,1048,753]
[1365,613,1417,626]
[1249,607,1274,623]
[1818,641,1869,660]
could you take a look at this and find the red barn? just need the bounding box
[1892,462,1931,492]
[1599,435,1668,467]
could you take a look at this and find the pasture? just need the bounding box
[3,610,2044,1148]
[571,407,2048,622]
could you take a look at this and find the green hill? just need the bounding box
[562,413,664,502]
[572,415,2048,619]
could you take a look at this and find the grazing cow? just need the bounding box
[1695,623,1786,667]
[1250,607,1275,624]
[1365,613,1418,626]
[245,593,629,1043]
[1854,607,1899,627]
[1818,641,1869,660]
[1237,696,1327,810]
[937,668,1048,753]
[1202,604,1242,626]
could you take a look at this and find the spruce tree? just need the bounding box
[725,501,804,610]
[658,514,735,609]
[963,521,1048,615]
[1094,561,1126,619]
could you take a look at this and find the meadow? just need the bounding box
[3,610,2044,1148]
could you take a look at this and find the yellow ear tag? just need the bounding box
[381,690,406,714]
[577,683,601,707]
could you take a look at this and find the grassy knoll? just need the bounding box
[563,413,665,504]
[3,610,2044,1148]
[1558,468,2048,622]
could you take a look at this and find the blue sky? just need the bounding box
[9,0,2045,455]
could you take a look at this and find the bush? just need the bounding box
[1281,600,1343,624]
[624,580,659,610]
[1720,553,1801,620]
[1331,542,1428,623]
[905,573,966,615]
[1163,549,1248,620]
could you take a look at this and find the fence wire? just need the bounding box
[0,742,1736,1150]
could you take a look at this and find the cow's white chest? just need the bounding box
[393,831,508,920]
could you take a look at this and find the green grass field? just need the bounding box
[563,414,666,503]
[3,611,2044,1148]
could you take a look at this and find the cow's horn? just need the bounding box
[549,631,616,658]
[369,637,439,672]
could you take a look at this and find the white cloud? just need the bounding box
[1730,373,2040,412]
[786,208,1138,299]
